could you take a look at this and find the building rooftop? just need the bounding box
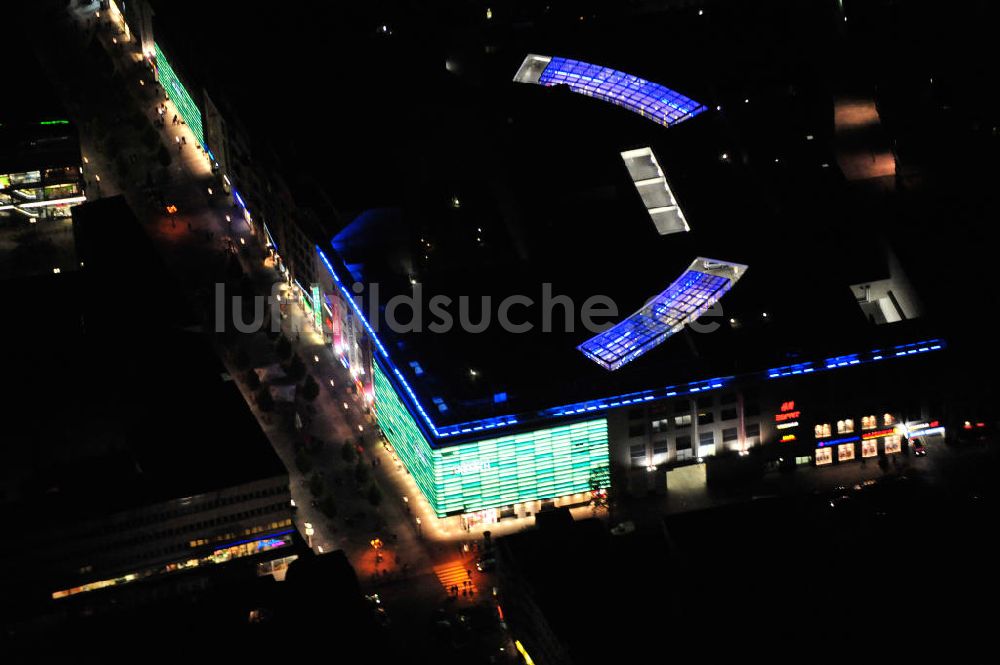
[496,513,673,665]
[325,59,936,443]
[0,17,67,129]
[1,198,284,524]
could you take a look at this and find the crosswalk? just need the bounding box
[433,560,477,595]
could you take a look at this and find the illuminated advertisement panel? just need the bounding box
[154,42,205,147]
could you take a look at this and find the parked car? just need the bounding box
[910,437,927,456]
[611,521,636,536]
[476,555,496,572]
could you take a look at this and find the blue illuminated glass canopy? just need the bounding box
[514,54,708,128]
[578,258,748,371]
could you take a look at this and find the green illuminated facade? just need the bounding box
[373,362,609,517]
[154,42,205,147]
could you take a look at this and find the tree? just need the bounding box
[141,125,159,151]
[367,483,383,507]
[295,448,312,474]
[341,441,356,464]
[589,465,611,515]
[319,494,338,518]
[354,461,370,484]
[274,335,292,361]
[301,374,320,403]
[255,387,274,413]
[286,354,306,382]
[156,144,171,167]
[245,370,261,391]
[309,473,324,498]
[306,436,324,455]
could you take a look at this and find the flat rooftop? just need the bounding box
[0,16,67,129]
[1,198,284,524]
[327,58,936,442]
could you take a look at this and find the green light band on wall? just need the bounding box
[373,360,438,507]
[373,361,609,517]
[154,42,205,147]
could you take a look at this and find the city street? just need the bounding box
[28,5,514,659]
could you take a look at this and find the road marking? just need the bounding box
[433,561,476,594]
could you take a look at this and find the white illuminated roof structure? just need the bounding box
[513,54,707,128]
[578,258,748,371]
[621,147,689,236]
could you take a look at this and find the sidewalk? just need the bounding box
[41,0,559,593]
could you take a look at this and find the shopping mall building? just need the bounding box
[107,0,948,525]
[301,55,948,524]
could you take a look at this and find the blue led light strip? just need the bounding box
[536,56,707,128]
[816,436,861,447]
[318,246,444,440]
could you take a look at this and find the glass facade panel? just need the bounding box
[579,269,733,370]
[536,57,708,128]
[373,361,609,517]
[154,42,205,147]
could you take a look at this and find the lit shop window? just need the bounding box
[816,447,833,466]
[883,413,896,427]
[837,419,855,434]
[884,435,902,455]
[838,443,856,462]
[862,440,878,458]
[861,415,877,430]
[815,423,832,438]
[674,414,692,428]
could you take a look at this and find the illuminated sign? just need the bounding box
[780,434,797,442]
[862,428,896,440]
[775,401,800,432]
[455,460,492,476]
[311,284,322,331]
